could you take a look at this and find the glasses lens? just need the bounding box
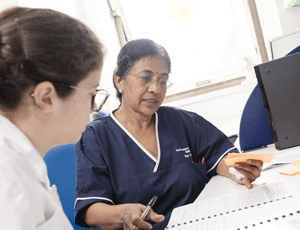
[93,91,108,111]
[138,76,152,85]
[166,80,173,90]
[158,79,172,90]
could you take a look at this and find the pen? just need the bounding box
[132,196,158,230]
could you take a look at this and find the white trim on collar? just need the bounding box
[110,111,161,172]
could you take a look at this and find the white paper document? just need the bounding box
[234,203,300,230]
[263,151,300,171]
[165,183,298,230]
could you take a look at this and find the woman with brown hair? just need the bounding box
[0,6,107,229]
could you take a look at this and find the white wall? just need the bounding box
[0,0,19,11]
[167,1,300,135]
[164,77,257,135]
[255,0,300,60]
[73,0,121,112]
[274,0,300,34]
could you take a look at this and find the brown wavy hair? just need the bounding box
[0,7,105,110]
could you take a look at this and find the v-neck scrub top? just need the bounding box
[75,106,238,229]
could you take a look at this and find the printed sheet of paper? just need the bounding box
[166,183,297,229]
[263,152,300,171]
[234,203,300,230]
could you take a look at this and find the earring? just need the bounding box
[119,89,123,93]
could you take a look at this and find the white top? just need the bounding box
[0,115,73,230]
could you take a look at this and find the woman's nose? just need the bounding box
[148,80,161,93]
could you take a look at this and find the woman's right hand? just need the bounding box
[122,203,164,230]
[84,202,164,230]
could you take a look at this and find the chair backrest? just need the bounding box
[239,45,300,152]
[44,144,85,230]
[287,45,300,56]
[90,109,108,121]
[239,85,274,151]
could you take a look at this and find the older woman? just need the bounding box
[0,7,107,229]
[75,39,263,230]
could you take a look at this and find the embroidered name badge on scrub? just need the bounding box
[176,147,191,158]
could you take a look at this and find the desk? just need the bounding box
[196,144,300,202]
[165,144,300,229]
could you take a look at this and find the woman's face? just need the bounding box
[118,56,169,118]
[56,68,101,143]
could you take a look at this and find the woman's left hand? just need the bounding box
[232,159,263,188]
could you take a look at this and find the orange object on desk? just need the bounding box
[293,160,300,167]
[279,165,300,177]
[224,153,275,166]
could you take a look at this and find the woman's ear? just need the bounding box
[114,75,123,92]
[31,81,58,113]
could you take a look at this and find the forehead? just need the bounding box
[131,56,169,73]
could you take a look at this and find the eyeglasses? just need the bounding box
[69,86,109,111]
[72,86,109,111]
[128,72,173,90]
[30,86,109,111]
[30,86,109,112]
[16,18,109,112]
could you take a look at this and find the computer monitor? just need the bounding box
[270,30,300,60]
[255,51,300,150]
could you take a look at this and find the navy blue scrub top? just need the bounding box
[75,106,238,229]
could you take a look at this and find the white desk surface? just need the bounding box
[167,145,300,229]
[196,144,300,202]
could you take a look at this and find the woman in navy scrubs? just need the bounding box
[75,39,263,230]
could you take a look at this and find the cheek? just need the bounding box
[69,96,92,128]
[56,96,92,144]
[78,98,93,122]
[159,91,167,100]
[73,105,91,140]
[125,86,143,102]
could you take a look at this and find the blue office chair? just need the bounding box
[239,45,300,151]
[44,143,85,230]
[90,109,108,120]
[44,110,108,229]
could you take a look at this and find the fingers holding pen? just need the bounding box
[122,204,164,230]
[146,209,165,223]
[132,209,164,230]
[122,204,151,230]
[131,217,152,230]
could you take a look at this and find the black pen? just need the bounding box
[132,196,158,230]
